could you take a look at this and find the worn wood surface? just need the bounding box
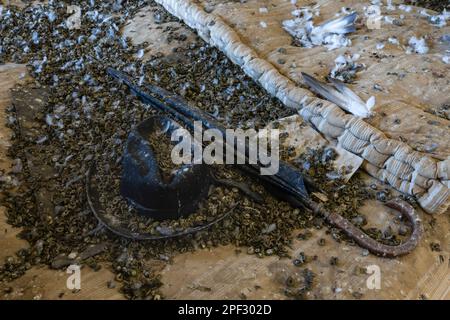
[0,2,448,300]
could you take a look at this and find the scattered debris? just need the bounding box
[420,8,450,28]
[283,268,315,299]
[442,56,450,64]
[329,53,365,83]
[406,36,429,54]
[283,9,358,50]
[430,242,441,251]
[388,37,400,45]
[0,0,434,301]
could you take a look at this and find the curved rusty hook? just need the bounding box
[307,198,423,258]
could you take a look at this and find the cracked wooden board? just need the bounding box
[159,197,449,300]
[122,5,198,59]
[1,265,123,300]
[0,64,31,265]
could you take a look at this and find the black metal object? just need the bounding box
[106,67,311,207]
[121,115,211,220]
[86,164,235,240]
[102,67,423,257]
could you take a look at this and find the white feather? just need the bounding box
[302,73,372,118]
[311,12,357,36]
[366,96,376,110]
[283,12,357,50]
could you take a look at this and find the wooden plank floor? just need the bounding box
[0,4,448,300]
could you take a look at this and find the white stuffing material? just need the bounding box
[283,10,357,51]
[420,8,449,28]
[420,9,430,17]
[330,53,365,82]
[428,10,450,28]
[407,36,429,54]
[398,4,412,13]
[135,48,144,59]
[386,0,395,11]
[365,4,380,17]
[376,42,385,50]
[384,16,394,24]
[388,37,399,45]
